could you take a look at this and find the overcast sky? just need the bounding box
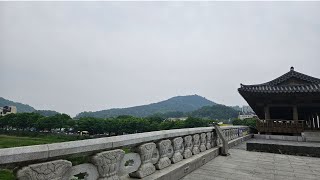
[1,1,320,116]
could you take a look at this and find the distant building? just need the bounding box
[0,106,17,116]
[238,114,257,120]
[166,117,188,121]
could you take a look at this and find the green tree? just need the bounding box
[184,117,209,128]
[159,120,185,130]
[77,117,105,135]
[232,118,256,128]
[0,114,16,130]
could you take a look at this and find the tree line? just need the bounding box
[0,113,215,136]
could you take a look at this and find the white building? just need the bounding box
[166,117,188,121]
[0,106,17,116]
[238,114,257,120]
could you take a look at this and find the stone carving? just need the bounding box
[217,135,222,145]
[223,130,227,141]
[206,132,212,149]
[91,149,125,180]
[224,130,228,141]
[212,131,219,146]
[65,163,99,180]
[119,153,141,176]
[183,135,193,159]
[155,139,173,170]
[235,128,239,138]
[192,134,200,155]
[231,129,234,139]
[170,137,184,164]
[200,133,207,152]
[151,148,160,164]
[129,143,156,178]
[16,160,72,180]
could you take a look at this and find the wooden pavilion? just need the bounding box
[238,67,320,134]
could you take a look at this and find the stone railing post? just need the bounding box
[129,143,158,178]
[183,135,193,159]
[200,133,207,152]
[155,139,173,170]
[171,137,184,164]
[206,132,212,149]
[213,124,230,156]
[16,160,72,180]
[192,134,200,155]
[91,149,125,180]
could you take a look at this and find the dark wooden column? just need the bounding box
[293,105,298,121]
[264,105,270,120]
[314,113,319,129]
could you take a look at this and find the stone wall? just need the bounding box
[0,126,250,180]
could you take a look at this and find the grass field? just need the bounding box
[0,169,14,180]
[0,134,74,149]
[0,134,87,179]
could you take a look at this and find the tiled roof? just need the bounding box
[238,67,320,94]
[239,83,320,93]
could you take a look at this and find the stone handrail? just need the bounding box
[0,126,249,180]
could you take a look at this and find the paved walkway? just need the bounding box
[244,138,320,147]
[182,141,320,180]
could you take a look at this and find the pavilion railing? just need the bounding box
[0,126,250,180]
[257,119,305,134]
[304,117,320,131]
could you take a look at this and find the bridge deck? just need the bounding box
[182,141,320,180]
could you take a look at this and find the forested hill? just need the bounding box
[0,97,36,113]
[76,95,216,118]
[189,104,239,120]
[0,97,62,116]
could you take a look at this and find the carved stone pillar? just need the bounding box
[206,132,212,149]
[192,134,200,155]
[16,160,72,180]
[223,130,227,141]
[91,149,125,180]
[171,137,184,164]
[183,135,193,159]
[200,133,207,152]
[155,139,173,170]
[212,130,218,147]
[129,143,157,178]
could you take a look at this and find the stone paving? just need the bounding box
[245,138,320,147]
[182,141,320,180]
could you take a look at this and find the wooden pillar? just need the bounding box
[315,114,318,129]
[317,114,320,129]
[308,115,311,128]
[264,106,270,120]
[293,105,298,121]
[309,115,314,129]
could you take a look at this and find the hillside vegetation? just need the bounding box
[76,95,216,118]
[190,104,239,120]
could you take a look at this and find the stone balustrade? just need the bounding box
[0,126,249,180]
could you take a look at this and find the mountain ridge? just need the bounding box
[0,97,35,113]
[76,95,217,118]
[1,95,241,120]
